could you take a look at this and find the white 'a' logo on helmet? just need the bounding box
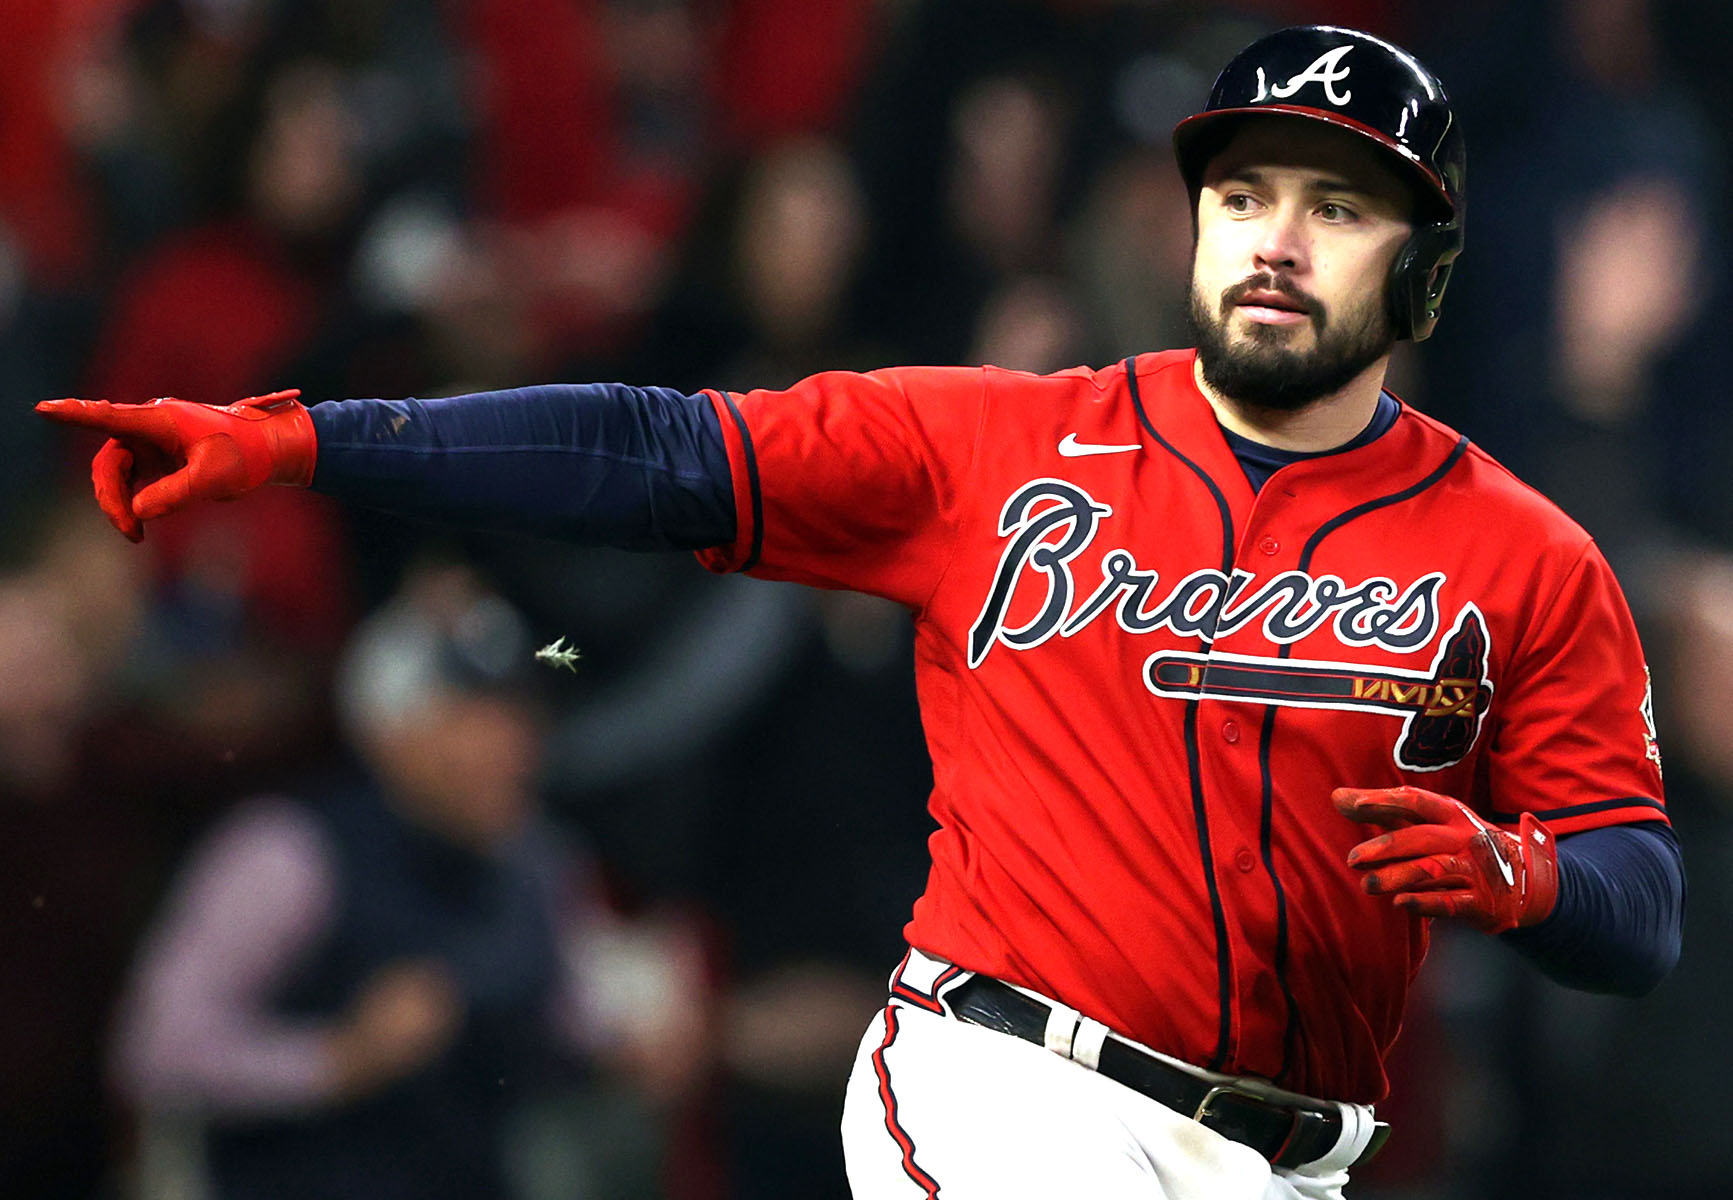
[1259,46,1355,107]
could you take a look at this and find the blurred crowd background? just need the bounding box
[2,0,1730,1197]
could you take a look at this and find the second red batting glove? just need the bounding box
[1333,785,1560,934]
[35,389,316,542]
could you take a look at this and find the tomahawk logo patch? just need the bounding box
[1641,665,1662,775]
[1258,45,1355,107]
[1146,604,1493,772]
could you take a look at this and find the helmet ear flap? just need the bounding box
[1387,226,1461,342]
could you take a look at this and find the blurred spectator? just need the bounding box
[891,67,1075,362]
[1066,147,1195,363]
[77,0,297,268]
[459,0,720,367]
[111,561,703,1200]
[85,474,354,817]
[968,274,1088,375]
[848,0,1087,361]
[707,590,935,1199]
[0,0,112,285]
[0,498,160,1200]
[727,139,873,382]
[1420,0,1723,573]
[0,261,96,555]
[259,0,472,205]
[641,135,881,390]
[946,71,1069,280]
[715,0,879,148]
[525,550,809,903]
[86,51,358,407]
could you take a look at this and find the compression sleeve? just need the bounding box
[1501,821,1684,996]
[306,384,736,549]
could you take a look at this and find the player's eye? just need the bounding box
[1317,201,1358,222]
[1223,192,1259,214]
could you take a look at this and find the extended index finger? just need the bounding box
[35,398,171,440]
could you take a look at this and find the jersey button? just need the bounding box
[1221,720,1240,743]
[1259,536,1280,556]
[1235,848,1257,873]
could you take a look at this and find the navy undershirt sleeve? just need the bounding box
[1501,821,1685,996]
[307,384,736,550]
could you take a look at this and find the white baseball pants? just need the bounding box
[840,958,1358,1200]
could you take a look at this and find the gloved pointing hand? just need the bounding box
[1333,785,1559,934]
[35,389,316,542]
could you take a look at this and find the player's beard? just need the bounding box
[1188,272,1395,412]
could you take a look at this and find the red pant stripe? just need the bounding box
[871,1004,941,1198]
[890,983,945,1014]
[888,957,966,1015]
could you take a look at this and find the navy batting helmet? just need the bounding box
[1173,26,1466,341]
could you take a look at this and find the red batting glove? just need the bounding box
[1333,786,1560,934]
[35,390,316,542]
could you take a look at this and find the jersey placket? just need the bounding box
[1193,496,1300,1080]
[1126,358,1258,1076]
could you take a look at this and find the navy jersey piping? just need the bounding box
[1126,357,1238,1070]
[1125,359,1236,583]
[1259,433,1469,1087]
[716,390,765,571]
[1486,796,1666,825]
[1297,436,1470,568]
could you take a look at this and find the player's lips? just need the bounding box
[1233,289,1313,325]
[1237,304,1309,326]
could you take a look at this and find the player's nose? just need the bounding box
[1251,206,1307,274]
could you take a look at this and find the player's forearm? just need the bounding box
[307,383,737,548]
[1500,821,1684,996]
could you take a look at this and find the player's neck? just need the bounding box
[1192,355,1390,452]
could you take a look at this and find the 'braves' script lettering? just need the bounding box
[968,479,1444,668]
[968,479,1112,667]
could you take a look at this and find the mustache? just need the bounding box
[1220,274,1323,319]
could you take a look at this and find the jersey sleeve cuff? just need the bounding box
[693,389,763,574]
[1487,796,1669,838]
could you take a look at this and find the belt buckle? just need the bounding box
[1190,1079,1270,1123]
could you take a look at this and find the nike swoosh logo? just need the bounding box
[1058,433,1142,457]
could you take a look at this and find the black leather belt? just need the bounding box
[944,975,1389,1170]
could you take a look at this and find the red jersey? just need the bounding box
[697,349,1665,1103]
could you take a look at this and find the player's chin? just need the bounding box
[1230,312,1317,345]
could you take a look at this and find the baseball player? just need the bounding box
[40,25,1684,1200]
